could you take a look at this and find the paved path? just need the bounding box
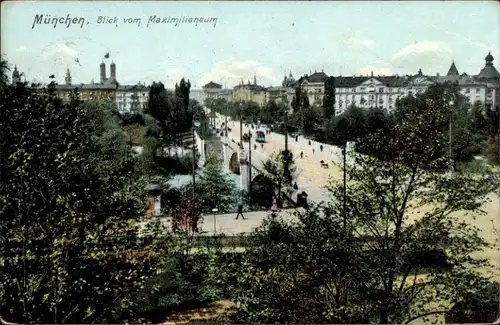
[218,116,342,203]
[201,209,302,235]
[141,209,303,237]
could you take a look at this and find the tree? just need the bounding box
[197,152,236,213]
[260,100,280,124]
[228,83,500,324]
[145,82,174,144]
[322,76,336,119]
[260,152,297,207]
[0,55,10,89]
[291,86,302,114]
[0,79,160,323]
[172,78,192,135]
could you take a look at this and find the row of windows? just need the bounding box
[116,93,147,97]
[307,86,428,94]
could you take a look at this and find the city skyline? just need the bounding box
[1,1,499,88]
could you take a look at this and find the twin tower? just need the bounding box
[100,61,116,84]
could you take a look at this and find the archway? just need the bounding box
[229,152,240,174]
[250,174,275,209]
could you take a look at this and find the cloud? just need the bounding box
[337,31,374,50]
[390,41,453,72]
[135,67,186,88]
[41,43,79,64]
[6,42,86,83]
[199,57,276,88]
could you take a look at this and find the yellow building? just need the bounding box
[232,75,267,106]
[56,62,119,102]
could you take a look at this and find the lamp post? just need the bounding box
[212,208,218,234]
[239,102,243,147]
[225,102,228,137]
[284,110,291,185]
[449,98,454,173]
[192,120,201,200]
[248,130,252,197]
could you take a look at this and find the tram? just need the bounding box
[255,130,266,143]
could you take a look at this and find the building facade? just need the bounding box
[202,81,232,103]
[115,83,150,115]
[287,52,500,114]
[232,74,267,106]
[55,62,119,102]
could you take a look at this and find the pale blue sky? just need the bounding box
[1,1,499,88]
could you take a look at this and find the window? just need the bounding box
[379,87,384,93]
[466,88,470,94]
[143,93,146,96]
[360,87,366,92]
[352,88,356,92]
[369,95,374,100]
[476,88,481,93]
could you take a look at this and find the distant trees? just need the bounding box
[322,76,336,119]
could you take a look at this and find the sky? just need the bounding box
[1,1,499,89]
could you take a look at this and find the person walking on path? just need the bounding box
[236,202,245,220]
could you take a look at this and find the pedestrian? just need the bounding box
[261,143,264,149]
[270,196,279,212]
[300,151,303,158]
[293,182,298,190]
[312,148,315,154]
[236,202,245,220]
[254,144,257,150]
[320,144,323,152]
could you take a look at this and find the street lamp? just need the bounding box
[239,102,243,147]
[225,102,228,137]
[248,130,252,197]
[449,98,455,173]
[283,110,291,186]
[192,120,201,200]
[212,208,218,234]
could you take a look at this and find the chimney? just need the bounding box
[110,61,116,79]
[100,62,106,83]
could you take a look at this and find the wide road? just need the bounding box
[216,115,345,202]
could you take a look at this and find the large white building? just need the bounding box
[203,81,233,104]
[288,52,500,114]
[115,83,150,115]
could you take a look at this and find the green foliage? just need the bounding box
[0,81,160,323]
[260,152,297,206]
[228,87,500,323]
[446,280,500,323]
[197,153,236,213]
[322,76,336,119]
[1,55,10,89]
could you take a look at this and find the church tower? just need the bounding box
[65,68,72,85]
[12,65,21,84]
[110,61,116,79]
[100,62,107,84]
[446,61,459,76]
[253,73,257,86]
